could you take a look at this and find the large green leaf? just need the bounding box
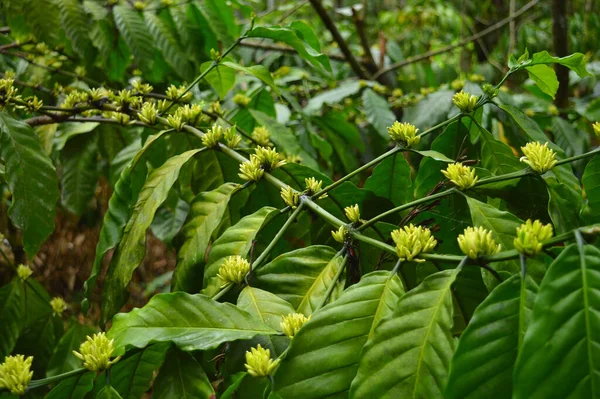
[46,371,95,399]
[364,152,412,206]
[545,176,581,234]
[528,51,591,77]
[362,88,395,139]
[0,112,59,258]
[102,149,202,323]
[153,348,216,399]
[274,271,405,398]
[173,183,238,293]
[201,61,236,99]
[47,321,97,377]
[304,81,361,115]
[60,133,98,216]
[525,64,559,98]
[445,274,538,399]
[222,61,279,94]
[202,206,278,296]
[113,5,154,69]
[199,0,238,46]
[350,269,459,399]
[57,0,95,60]
[108,292,277,354]
[253,246,338,313]
[582,156,600,224]
[248,26,332,72]
[0,280,21,359]
[476,122,523,176]
[513,244,600,398]
[96,385,123,399]
[402,90,455,131]
[237,286,296,331]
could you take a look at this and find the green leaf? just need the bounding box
[476,122,523,176]
[202,206,278,296]
[237,286,296,331]
[201,61,236,99]
[57,0,95,60]
[47,321,97,377]
[13,312,60,375]
[525,64,559,98]
[402,90,456,131]
[96,385,123,399]
[254,246,339,312]
[350,269,459,399]
[153,348,216,399]
[545,176,581,234]
[410,150,455,163]
[173,183,238,293]
[364,152,412,206]
[145,12,194,80]
[60,133,98,216]
[529,51,591,77]
[222,61,279,94]
[113,5,154,69]
[582,156,600,224]
[274,271,405,398]
[200,0,238,46]
[290,21,321,51]
[551,117,588,158]
[22,0,60,45]
[513,244,600,398]
[304,81,361,115]
[54,122,99,151]
[0,280,21,359]
[249,110,319,170]
[102,149,203,323]
[46,371,95,399]
[0,112,59,258]
[248,26,332,72]
[362,88,396,139]
[107,292,277,354]
[445,274,538,399]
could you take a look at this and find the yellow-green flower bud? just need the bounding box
[50,297,67,316]
[331,225,349,244]
[73,332,120,372]
[165,85,192,103]
[452,90,478,113]
[131,80,153,95]
[592,122,600,138]
[75,66,86,77]
[280,186,300,209]
[138,102,157,125]
[157,99,172,113]
[387,121,420,147]
[210,48,221,62]
[274,66,290,78]
[251,126,272,147]
[238,158,264,182]
[344,204,362,224]
[112,112,131,126]
[208,101,222,115]
[253,146,285,171]
[233,93,251,107]
[457,226,501,259]
[286,154,302,164]
[441,163,478,190]
[244,344,280,377]
[179,104,203,124]
[166,114,185,131]
[482,84,498,99]
[391,224,437,262]
[217,255,250,286]
[359,80,368,88]
[548,104,559,116]
[16,264,32,281]
[373,83,387,95]
[280,313,311,338]
[451,78,465,90]
[520,142,557,174]
[88,88,108,102]
[514,219,553,256]
[202,124,224,148]
[224,127,241,148]
[525,109,535,117]
[304,177,323,196]
[468,73,485,83]
[0,355,33,395]
[133,1,146,10]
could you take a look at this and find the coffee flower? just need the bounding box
[441,163,478,190]
[253,146,285,171]
[50,297,67,316]
[344,204,362,224]
[245,345,280,377]
[520,142,557,174]
[224,127,241,148]
[387,121,420,147]
[238,158,264,182]
[73,332,120,372]
[16,264,32,281]
[514,219,553,256]
[217,256,250,286]
[251,126,272,147]
[0,355,33,395]
[280,186,300,209]
[202,124,224,148]
[233,93,251,107]
[391,224,437,262]
[593,122,600,137]
[281,313,311,338]
[138,102,157,125]
[452,90,478,113]
[331,225,349,244]
[458,226,501,259]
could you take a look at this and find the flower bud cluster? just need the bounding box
[458,226,501,259]
[391,224,437,262]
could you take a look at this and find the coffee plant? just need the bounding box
[1,0,600,398]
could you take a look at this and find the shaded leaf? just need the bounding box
[153,348,215,399]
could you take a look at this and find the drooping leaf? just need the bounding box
[96,385,123,399]
[0,112,59,258]
[476,122,523,176]
[513,244,600,398]
[528,51,591,78]
[350,269,459,399]
[247,26,332,72]
[102,149,203,323]
[222,61,279,94]
[545,176,581,234]
[362,88,395,139]
[0,280,21,359]
[202,206,278,296]
[199,0,238,46]
[60,133,98,216]
[113,5,154,70]
[57,0,95,60]
[46,371,95,399]
[304,81,361,115]
[201,61,236,99]
[153,348,215,399]
[525,64,559,98]
[402,90,456,131]
[274,271,405,398]
[237,286,296,331]
[364,152,412,206]
[107,292,277,354]
[445,274,538,399]
[173,183,238,293]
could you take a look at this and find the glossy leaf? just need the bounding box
[364,152,412,206]
[201,61,236,99]
[529,50,591,77]
[222,61,279,94]
[304,81,361,114]
[47,321,97,377]
[445,274,538,399]
[108,292,277,354]
[513,244,600,398]
[525,64,559,98]
[237,286,296,331]
[476,122,523,176]
[402,90,456,131]
[362,88,395,139]
[102,149,202,323]
[350,269,459,399]
[113,5,154,69]
[96,385,124,399]
[0,280,21,359]
[0,112,59,258]
[145,12,193,80]
[274,271,405,398]
[583,156,600,223]
[46,371,95,399]
[57,0,95,60]
[60,133,98,216]
[153,348,215,399]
